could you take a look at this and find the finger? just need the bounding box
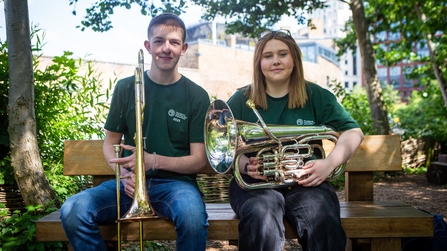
[249,157,257,165]
[120,144,136,152]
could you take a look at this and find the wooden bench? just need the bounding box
[427,154,447,185]
[36,135,434,251]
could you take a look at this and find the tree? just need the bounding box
[70,0,391,134]
[367,0,447,109]
[349,0,390,134]
[4,0,59,207]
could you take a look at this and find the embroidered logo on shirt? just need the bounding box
[168,109,187,122]
[296,118,315,126]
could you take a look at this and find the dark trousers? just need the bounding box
[229,175,346,251]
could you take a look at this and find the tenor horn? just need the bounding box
[115,49,157,251]
[204,99,346,190]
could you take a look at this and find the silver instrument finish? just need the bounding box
[204,99,345,190]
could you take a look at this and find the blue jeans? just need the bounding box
[229,175,346,251]
[60,178,208,251]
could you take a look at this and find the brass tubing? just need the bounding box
[116,49,157,251]
[114,144,122,251]
[204,99,346,189]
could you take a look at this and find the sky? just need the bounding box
[0,0,206,65]
[0,0,302,65]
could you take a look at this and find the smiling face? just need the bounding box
[260,39,294,95]
[144,25,187,73]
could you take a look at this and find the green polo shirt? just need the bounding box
[104,72,210,183]
[227,83,359,131]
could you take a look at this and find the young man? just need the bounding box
[60,13,210,251]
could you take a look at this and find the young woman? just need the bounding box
[227,30,364,251]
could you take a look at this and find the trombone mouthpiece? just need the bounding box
[138,49,144,63]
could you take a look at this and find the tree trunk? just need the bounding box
[350,0,390,135]
[5,0,59,207]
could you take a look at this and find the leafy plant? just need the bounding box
[0,204,66,251]
[0,25,113,250]
[0,26,113,201]
[394,81,447,143]
[403,166,427,175]
[330,81,374,135]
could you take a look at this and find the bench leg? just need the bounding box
[348,238,371,251]
[371,238,400,251]
[348,237,401,251]
[228,240,238,246]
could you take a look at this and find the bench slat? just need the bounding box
[36,201,432,242]
[63,135,402,176]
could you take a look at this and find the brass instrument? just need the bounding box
[115,49,157,251]
[204,99,346,190]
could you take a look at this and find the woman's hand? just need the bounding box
[245,157,267,180]
[297,159,335,187]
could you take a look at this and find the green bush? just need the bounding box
[403,166,427,175]
[394,81,447,143]
[0,204,66,251]
[0,27,113,202]
[0,26,113,251]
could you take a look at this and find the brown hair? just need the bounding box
[147,13,187,42]
[246,31,308,109]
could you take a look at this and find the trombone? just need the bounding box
[114,49,157,251]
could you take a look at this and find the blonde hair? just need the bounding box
[246,31,308,109]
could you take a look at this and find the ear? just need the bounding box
[181,42,188,56]
[144,40,151,54]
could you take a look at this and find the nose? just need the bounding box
[161,41,171,52]
[273,55,280,65]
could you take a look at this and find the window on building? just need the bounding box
[417,41,429,59]
[353,81,357,87]
[403,66,415,87]
[403,78,415,87]
[377,67,388,84]
[377,67,387,77]
[307,45,316,63]
[353,54,357,75]
[390,66,401,87]
[345,81,349,88]
[345,71,348,75]
[388,23,400,41]
[376,31,387,42]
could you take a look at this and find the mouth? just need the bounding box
[157,55,173,61]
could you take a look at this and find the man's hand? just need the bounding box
[109,144,137,171]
